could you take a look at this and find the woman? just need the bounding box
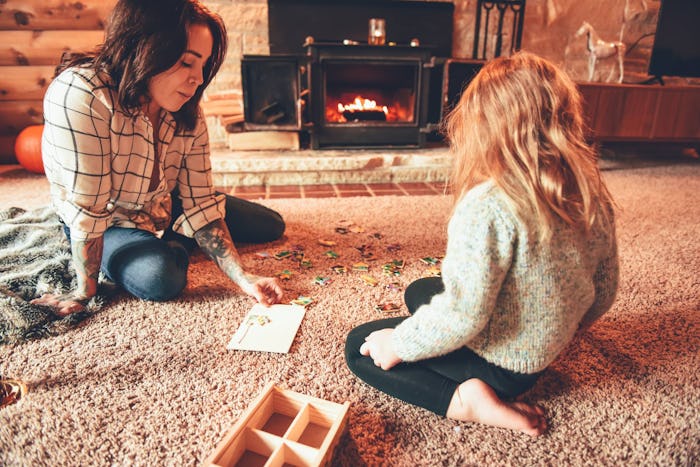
[33,0,285,316]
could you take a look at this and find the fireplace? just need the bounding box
[239,1,485,150]
[241,43,485,149]
[307,43,432,149]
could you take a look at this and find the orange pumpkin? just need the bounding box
[14,125,45,174]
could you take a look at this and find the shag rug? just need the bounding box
[0,160,698,466]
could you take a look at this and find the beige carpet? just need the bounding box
[0,157,698,466]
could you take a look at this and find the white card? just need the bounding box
[227,303,306,353]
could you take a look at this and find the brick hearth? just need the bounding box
[210,145,451,187]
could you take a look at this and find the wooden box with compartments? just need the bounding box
[203,382,350,467]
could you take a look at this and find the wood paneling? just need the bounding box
[0,135,17,164]
[0,0,115,30]
[0,66,55,101]
[0,0,113,160]
[0,30,104,66]
[0,100,43,135]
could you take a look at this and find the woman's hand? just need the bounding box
[30,236,102,317]
[360,328,402,370]
[240,276,283,306]
[30,293,90,317]
[194,220,284,305]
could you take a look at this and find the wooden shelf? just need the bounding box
[578,83,700,143]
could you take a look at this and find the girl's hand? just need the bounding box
[30,293,89,317]
[240,276,283,306]
[360,328,402,370]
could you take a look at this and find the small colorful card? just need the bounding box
[227,303,306,354]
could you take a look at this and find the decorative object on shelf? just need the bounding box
[14,125,45,174]
[472,0,526,59]
[575,21,626,83]
[368,18,386,45]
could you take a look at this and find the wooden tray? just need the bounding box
[203,382,350,467]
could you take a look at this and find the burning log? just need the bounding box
[338,97,388,122]
[341,109,387,121]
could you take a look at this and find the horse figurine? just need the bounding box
[575,21,626,83]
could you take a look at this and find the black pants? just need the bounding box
[162,191,286,251]
[345,277,541,416]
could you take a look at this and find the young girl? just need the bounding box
[345,51,619,436]
[33,0,285,316]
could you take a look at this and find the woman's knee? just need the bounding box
[264,210,285,241]
[224,196,286,243]
[105,242,189,301]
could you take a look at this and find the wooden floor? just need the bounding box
[215,181,449,199]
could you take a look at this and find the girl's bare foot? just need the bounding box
[445,378,546,436]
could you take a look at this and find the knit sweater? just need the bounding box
[391,180,619,374]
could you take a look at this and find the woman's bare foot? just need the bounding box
[445,378,546,436]
[30,293,86,317]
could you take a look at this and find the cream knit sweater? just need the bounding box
[392,181,619,374]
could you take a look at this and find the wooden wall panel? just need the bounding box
[0,0,114,162]
[0,134,18,164]
[0,30,104,66]
[0,100,44,135]
[0,66,55,101]
[0,0,115,30]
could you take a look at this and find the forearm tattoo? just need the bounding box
[194,219,251,285]
[71,237,103,299]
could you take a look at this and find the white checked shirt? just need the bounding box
[42,66,225,241]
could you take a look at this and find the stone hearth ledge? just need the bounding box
[210,146,452,187]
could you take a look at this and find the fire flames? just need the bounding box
[337,97,388,116]
[327,95,391,123]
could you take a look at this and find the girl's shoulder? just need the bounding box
[458,181,515,219]
[452,181,520,234]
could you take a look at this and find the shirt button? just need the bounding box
[106,202,115,211]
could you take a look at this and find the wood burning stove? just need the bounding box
[236,1,504,150]
[306,43,432,149]
[241,43,485,149]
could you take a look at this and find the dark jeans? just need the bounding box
[63,194,285,301]
[345,277,541,416]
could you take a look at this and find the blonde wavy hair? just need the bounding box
[444,51,614,239]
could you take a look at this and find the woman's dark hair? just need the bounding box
[56,0,227,132]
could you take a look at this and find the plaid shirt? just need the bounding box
[42,66,225,241]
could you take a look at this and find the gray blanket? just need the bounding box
[0,207,111,344]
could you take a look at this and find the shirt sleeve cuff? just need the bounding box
[57,199,112,240]
[171,193,226,237]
